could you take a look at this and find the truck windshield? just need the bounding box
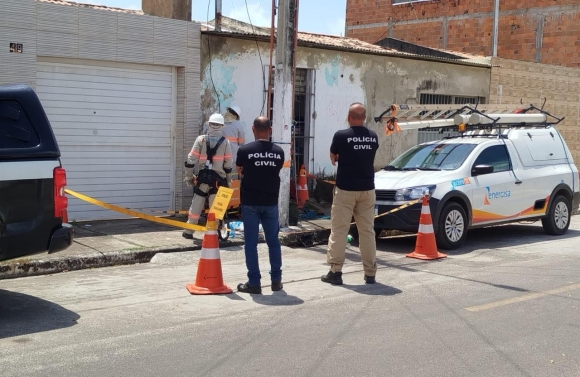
[386,143,477,171]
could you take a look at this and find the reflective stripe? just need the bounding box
[421,205,431,215]
[191,150,201,157]
[188,213,200,220]
[418,223,434,233]
[238,138,245,144]
[200,247,221,259]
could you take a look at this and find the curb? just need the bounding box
[0,240,244,280]
[0,228,333,280]
[279,228,331,247]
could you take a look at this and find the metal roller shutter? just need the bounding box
[37,60,175,221]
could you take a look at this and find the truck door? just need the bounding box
[470,144,524,225]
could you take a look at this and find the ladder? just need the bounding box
[374,103,564,135]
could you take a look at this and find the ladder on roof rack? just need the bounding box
[374,103,564,135]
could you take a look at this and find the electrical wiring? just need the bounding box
[207,0,221,112]
[244,0,268,115]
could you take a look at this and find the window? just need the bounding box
[0,101,40,150]
[473,145,511,173]
[389,142,477,171]
[420,93,486,105]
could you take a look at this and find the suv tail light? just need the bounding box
[54,167,68,223]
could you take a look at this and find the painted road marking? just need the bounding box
[464,282,580,312]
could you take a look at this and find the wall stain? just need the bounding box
[324,56,340,86]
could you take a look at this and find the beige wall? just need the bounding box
[0,0,201,210]
[490,57,580,162]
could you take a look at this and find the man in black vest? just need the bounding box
[322,103,379,285]
[236,116,285,294]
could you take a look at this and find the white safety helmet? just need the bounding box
[208,113,225,126]
[227,105,241,119]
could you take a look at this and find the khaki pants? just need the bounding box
[327,187,377,276]
[184,183,216,235]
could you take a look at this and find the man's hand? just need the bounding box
[226,173,232,187]
[236,166,244,179]
[330,152,339,166]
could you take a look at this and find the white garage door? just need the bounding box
[37,59,175,221]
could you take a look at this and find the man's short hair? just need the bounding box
[349,102,366,121]
[253,116,271,132]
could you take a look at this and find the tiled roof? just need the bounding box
[201,17,413,57]
[37,0,144,15]
[201,17,491,66]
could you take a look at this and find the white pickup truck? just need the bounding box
[372,106,580,249]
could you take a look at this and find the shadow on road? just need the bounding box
[247,290,305,306]
[373,223,580,256]
[339,282,403,296]
[0,289,80,339]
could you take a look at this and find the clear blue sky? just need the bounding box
[81,0,347,36]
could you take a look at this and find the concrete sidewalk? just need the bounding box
[0,215,332,280]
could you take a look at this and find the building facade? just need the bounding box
[0,0,201,221]
[201,18,492,177]
[346,0,580,68]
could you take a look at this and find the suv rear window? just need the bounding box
[388,143,477,171]
[0,100,40,150]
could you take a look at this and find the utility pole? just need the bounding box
[272,0,297,227]
[215,0,222,31]
[492,0,499,56]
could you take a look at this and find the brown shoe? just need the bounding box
[271,281,283,291]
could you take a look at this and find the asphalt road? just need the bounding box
[2,219,580,377]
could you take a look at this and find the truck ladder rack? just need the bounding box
[374,104,564,135]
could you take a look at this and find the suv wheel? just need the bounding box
[435,202,468,250]
[542,195,571,235]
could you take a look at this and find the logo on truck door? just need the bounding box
[484,186,511,205]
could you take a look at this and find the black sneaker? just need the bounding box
[182,232,194,240]
[237,282,262,294]
[321,271,343,285]
[271,281,283,291]
[364,275,376,284]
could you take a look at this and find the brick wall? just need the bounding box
[490,57,580,161]
[346,0,580,67]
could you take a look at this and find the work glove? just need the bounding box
[183,174,196,188]
[184,166,196,188]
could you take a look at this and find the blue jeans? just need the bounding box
[242,205,282,286]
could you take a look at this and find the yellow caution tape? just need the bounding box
[64,188,207,232]
[349,198,422,225]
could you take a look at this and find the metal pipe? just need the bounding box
[215,0,222,32]
[492,0,499,56]
[267,0,276,117]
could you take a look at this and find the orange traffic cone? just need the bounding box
[186,212,232,294]
[297,164,309,209]
[406,194,447,260]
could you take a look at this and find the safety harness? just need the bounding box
[194,136,229,197]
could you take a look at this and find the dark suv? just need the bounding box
[0,84,73,261]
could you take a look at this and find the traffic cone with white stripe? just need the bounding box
[406,194,447,260]
[186,212,232,294]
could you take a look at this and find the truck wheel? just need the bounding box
[435,202,468,250]
[542,195,571,235]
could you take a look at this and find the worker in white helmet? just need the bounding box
[203,105,245,165]
[182,113,233,239]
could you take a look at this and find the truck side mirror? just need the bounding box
[472,164,494,176]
